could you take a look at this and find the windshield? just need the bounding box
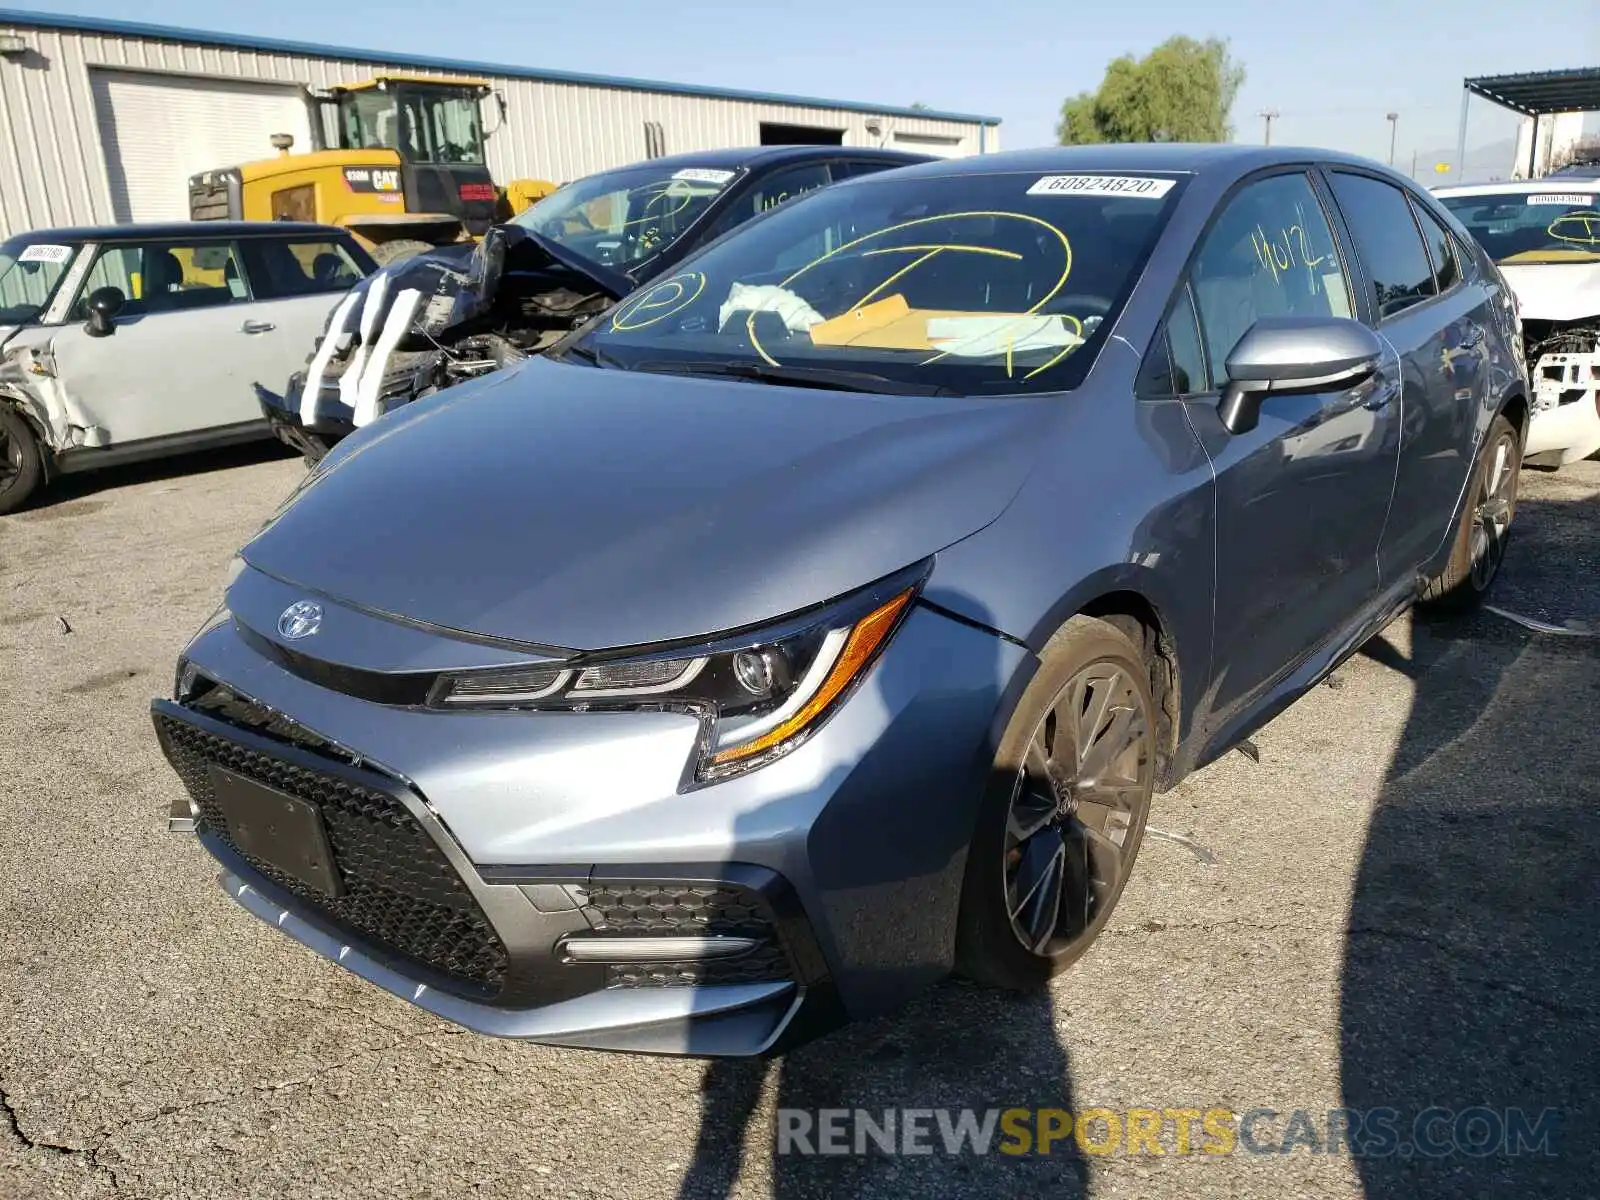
[342,86,485,165]
[1439,191,1600,264]
[512,164,738,271]
[0,240,77,325]
[572,170,1182,396]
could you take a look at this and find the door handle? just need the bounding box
[241,320,276,334]
[1362,375,1400,412]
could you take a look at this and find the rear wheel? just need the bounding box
[369,239,433,267]
[1418,414,1520,613]
[955,616,1157,989]
[0,405,43,515]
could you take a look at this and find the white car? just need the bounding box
[0,221,376,513]
[1437,179,1600,467]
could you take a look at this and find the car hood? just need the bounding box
[241,356,1051,651]
[1499,260,1600,322]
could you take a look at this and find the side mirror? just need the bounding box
[1217,316,1385,435]
[83,286,126,338]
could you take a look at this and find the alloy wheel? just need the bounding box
[1003,661,1154,957]
[1468,430,1517,591]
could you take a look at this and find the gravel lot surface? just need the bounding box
[2,444,1597,1199]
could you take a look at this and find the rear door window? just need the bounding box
[237,238,367,299]
[70,241,246,318]
[1327,172,1437,319]
[1410,201,1461,294]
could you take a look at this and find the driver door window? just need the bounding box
[1189,172,1351,376]
[70,242,246,319]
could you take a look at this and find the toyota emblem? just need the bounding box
[277,600,323,641]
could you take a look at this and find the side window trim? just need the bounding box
[1170,283,1211,396]
[222,239,253,303]
[42,240,100,326]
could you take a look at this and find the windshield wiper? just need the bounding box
[630,359,957,396]
[557,342,629,370]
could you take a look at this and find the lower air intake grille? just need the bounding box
[575,881,792,988]
[157,712,509,996]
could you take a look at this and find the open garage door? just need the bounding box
[91,70,312,222]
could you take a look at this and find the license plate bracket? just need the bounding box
[207,763,344,898]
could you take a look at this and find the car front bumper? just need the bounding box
[1526,345,1600,464]
[153,581,1026,1056]
[256,384,354,461]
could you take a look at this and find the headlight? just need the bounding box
[429,569,925,784]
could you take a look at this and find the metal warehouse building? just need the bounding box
[0,9,999,237]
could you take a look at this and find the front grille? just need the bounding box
[158,710,509,996]
[574,881,791,988]
[188,180,233,221]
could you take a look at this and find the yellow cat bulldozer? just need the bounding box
[187,75,557,264]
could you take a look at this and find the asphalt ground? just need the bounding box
[2,442,1597,1200]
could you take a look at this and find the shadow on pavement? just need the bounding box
[1343,490,1600,1195]
[677,982,1086,1199]
[19,438,298,510]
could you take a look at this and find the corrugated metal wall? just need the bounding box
[0,20,993,237]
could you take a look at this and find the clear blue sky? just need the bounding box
[28,0,1597,173]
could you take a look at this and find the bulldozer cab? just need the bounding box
[329,77,491,169]
[318,76,503,246]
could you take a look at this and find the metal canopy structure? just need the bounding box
[1457,67,1600,181]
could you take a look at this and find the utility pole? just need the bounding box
[1387,112,1399,166]
[1410,148,1418,178]
[1258,109,1279,146]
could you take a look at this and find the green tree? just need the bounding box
[1057,36,1245,145]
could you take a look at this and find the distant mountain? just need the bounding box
[1406,138,1519,186]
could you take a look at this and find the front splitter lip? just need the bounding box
[215,866,801,1055]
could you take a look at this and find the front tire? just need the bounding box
[955,616,1157,990]
[0,405,44,515]
[1418,414,1520,614]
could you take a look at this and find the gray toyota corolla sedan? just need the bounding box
[153,144,1527,1056]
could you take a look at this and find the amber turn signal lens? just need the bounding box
[710,588,914,766]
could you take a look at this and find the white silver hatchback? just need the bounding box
[0,221,375,512]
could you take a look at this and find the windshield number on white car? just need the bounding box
[1526,193,1593,207]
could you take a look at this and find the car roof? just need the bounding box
[606,145,935,173]
[875,143,1406,183]
[2,221,351,244]
[1434,178,1600,198]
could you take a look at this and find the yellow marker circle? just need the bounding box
[744,210,1074,373]
[611,271,707,332]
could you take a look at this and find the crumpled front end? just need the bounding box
[276,228,624,457]
[0,337,110,457]
[1523,319,1600,464]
